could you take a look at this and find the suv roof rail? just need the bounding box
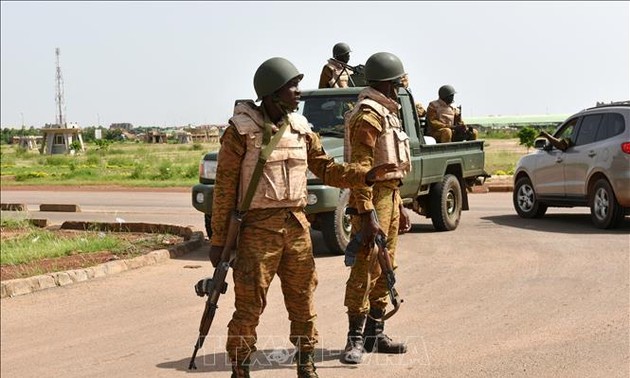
[587,100,630,110]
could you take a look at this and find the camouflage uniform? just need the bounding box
[426,99,478,143]
[212,101,373,365]
[318,59,353,89]
[343,87,411,316]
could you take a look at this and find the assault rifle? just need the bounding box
[452,105,474,142]
[344,213,403,321]
[188,211,242,370]
[331,60,366,87]
[373,233,403,321]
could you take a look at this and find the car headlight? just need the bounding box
[199,159,218,180]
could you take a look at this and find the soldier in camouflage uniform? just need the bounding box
[208,57,399,378]
[319,42,354,89]
[426,84,478,143]
[341,52,412,365]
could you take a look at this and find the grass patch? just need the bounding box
[1,141,219,187]
[1,229,124,265]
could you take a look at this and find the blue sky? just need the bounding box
[1,1,628,128]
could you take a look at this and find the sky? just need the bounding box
[1,1,629,128]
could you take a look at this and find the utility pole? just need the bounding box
[55,47,66,127]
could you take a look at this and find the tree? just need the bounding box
[517,126,538,152]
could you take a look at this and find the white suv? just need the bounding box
[513,102,630,229]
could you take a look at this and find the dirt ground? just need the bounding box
[0,228,185,281]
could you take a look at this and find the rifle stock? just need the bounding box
[188,211,243,370]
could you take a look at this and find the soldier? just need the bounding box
[341,52,412,364]
[318,42,354,88]
[208,57,400,378]
[426,85,478,143]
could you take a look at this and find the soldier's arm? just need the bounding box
[211,125,245,246]
[348,110,382,214]
[305,131,371,189]
[318,65,333,89]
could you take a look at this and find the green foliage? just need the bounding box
[156,160,174,180]
[517,127,539,151]
[93,139,112,151]
[15,171,49,181]
[69,140,82,152]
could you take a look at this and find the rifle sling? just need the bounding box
[238,118,290,213]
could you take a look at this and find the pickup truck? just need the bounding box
[192,86,488,254]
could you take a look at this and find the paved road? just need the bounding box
[1,190,629,377]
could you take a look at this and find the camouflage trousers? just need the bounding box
[226,208,318,363]
[344,185,401,315]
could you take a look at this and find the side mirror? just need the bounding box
[534,138,548,150]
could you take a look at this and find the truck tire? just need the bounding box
[590,178,625,229]
[513,176,547,219]
[320,189,351,255]
[430,174,462,231]
[204,214,212,239]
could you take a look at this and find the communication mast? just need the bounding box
[55,47,66,127]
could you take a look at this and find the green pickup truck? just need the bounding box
[192,86,488,254]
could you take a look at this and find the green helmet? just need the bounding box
[333,42,351,58]
[364,52,406,82]
[253,57,304,100]
[438,85,456,100]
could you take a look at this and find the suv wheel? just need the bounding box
[590,178,625,229]
[320,189,351,255]
[513,176,547,218]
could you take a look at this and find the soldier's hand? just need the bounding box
[208,245,223,268]
[398,206,412,234]
[366,163,406,184]
[361,210,384,247]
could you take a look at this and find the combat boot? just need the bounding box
[341,314,366,364]
[230,358,251,378]
[295,350,318,378]
[363,308,407,354]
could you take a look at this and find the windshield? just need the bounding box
[296,95,358,137]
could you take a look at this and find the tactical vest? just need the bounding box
[344,98,411,181]
[326,60,351,88]
[232,111,310,210]
[428,99,457,132]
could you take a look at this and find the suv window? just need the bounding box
[575,114,603,146]
[595,112,626,141]
[299,95,356,136]
[557,118,578,140]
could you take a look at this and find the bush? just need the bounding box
[517,127,538,151]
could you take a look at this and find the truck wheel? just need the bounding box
[204,214,212,239]
[513,176,547,219]
[321,189,351,255]
[590,178,624,229]
[430,174,462,231]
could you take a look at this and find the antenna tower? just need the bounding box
[55,47,66,126]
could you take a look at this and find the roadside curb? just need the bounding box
[0,221,207,299]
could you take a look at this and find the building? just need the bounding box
[40,122,85,155]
